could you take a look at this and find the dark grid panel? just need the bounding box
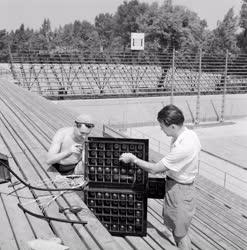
[85,137,149,189]
[84,187,147,236]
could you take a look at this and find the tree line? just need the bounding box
[1,0,247,62]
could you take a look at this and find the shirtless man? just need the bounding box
[46,114,94,175]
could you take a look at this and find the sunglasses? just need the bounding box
[75,122,95,129]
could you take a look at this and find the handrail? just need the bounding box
[200,148,246,170]
[0,68,11,75]
[129,127,247,169]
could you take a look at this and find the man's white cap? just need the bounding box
[75,114,94,124]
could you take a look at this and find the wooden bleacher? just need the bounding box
[0,77,247,250]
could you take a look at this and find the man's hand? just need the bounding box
[70,144,83,155]
[119,153,137,164]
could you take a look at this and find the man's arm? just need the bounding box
[46,130,84,166]
[119,153,167,174]
[46,131,72,165]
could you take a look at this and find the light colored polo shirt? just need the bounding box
[160,127,201,184]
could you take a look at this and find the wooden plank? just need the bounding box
[189,224,224,250]
[2,89,63,133]
[148,199,220,249]
[36,150,124,250]
[194,208,247,249]
[1,80,73,124]
[141,235,164,250]
[0,81,101,146]
[0,79,102,136]
[0,96,51,149]
[146,228,178,250]
[149,198,247,250]
[0,192,19,250]
[0,81,68,132]
[195,189,247,231]
[0,100,123,249]
[147,207,219,250]
[0,118,89,250]
[0,90,121,250]
[2,78,247,250]
[112,237,134,250]
[0,136,56,241]
[147,213,175,245]
[8,160,57,240]
[195,177,247,217]
[0,182,35,250]
[0,97,123,250]
[124,236,154,250]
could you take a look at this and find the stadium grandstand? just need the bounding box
[9,50,247,98]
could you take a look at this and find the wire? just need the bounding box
[17,203,87,225]
[0,160,88,192]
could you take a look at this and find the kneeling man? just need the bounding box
[46,114,94,175]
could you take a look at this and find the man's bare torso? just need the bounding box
[58,127,85,165]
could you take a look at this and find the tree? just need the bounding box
[137,1,207,52]
[113,0,149,49]
[95,13,114,51]
[240,0,247,28]
[59,23,74,49]
[0,30,9,62]
[205,8,239,55]
[238,0,247,52]
[75,21,99,51]
[10,24,34,52]
[39,18,53,50]
[22,19,54,51]
[135,1,208,89]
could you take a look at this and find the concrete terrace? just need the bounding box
[55,94,247,126]
[0,77,247,249]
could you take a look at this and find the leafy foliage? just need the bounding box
[204,8,239,55]
[0,30,9,62]
[0,0,245,62]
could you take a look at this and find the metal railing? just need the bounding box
[9,50,247,99]
[198,158,247,193]
[0,67,11,76]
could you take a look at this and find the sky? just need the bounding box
[0,0,243,31]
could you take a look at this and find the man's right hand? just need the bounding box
[70,144,83,154]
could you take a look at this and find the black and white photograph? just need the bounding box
[0,0,246,249]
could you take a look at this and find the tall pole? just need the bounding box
[195,49,202,125]
[8,45,17,82]
[170,48,175,104]
[220,50,228,123]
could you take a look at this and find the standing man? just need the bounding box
[46,114,95,175]
[120,104,201,250]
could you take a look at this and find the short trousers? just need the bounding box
[162,177,196,238]
[53,163,78,175]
